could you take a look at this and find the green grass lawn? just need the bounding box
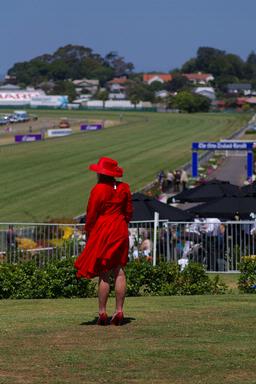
[0,110,250,221]
[208,273,240,293]
[1,295,256,384]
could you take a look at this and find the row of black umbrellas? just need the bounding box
[169,179,256,220]
[170,179,256,203]
[133,179,256,222]
[132,192,191,221]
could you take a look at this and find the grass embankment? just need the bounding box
[0,111,250,221]
[1,295,256,384]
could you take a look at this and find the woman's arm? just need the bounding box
[84,185,103,236]
[124,185,133,223]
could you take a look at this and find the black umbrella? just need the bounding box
[241,181,256,197]
[132,193,192,221]
[187,196,256,220]
[170,179,241,203]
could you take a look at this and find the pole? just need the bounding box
[153,212,159,266]
[192,151,198,178]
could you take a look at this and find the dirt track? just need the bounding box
[0,117,117,146]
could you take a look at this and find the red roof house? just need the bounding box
[143,73,172,84]
[183,73,214,84]
[108,77,128,85]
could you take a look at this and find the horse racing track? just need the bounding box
[0,110,250,221]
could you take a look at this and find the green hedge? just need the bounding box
[125,260,227,296]
[238,256,256,293]
[0,258,227,299]
[0,258,96,299]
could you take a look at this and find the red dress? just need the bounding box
[74,181,133,279]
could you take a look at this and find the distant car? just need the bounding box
[9,115,19,123]
[2,115,10,122]
[14,110,30,122]
[0,118,6,125]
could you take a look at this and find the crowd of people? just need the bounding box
[128,216,256,271]
[157,169,189,193]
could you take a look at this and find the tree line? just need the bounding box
[6,45,256,112]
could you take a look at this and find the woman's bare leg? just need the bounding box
[114,266,126,313]
[98,271,110,314]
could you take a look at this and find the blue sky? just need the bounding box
[1,0,255,75]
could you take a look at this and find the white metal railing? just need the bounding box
[0,223,85,266]
[1,220,256,271]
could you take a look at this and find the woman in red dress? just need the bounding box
[74,157,133,325]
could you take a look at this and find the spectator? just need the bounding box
[180,169,188,190]
[74,156,133,326]
[166,170,174,192]
[6,225,17,252]
[157,170,165,191]
[140,235,153,262]
[174,169,182,192]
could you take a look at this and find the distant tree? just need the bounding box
[224,97,237,109]
[149,81,165,92]
[247,51,256,66]
[104,51,134,76]
[251,79,256,90]
[7,44,134,87]
[244,51,256,80]
[181,58,198,73]
[52,81,77,102]
[165,75,190,92]
[130,94,140,109]
[97,90,109,108]
[213,75,239,93]
[196,47,225,72]
[224,54,245,78]
[242,103,251,112]
[49,60,70,81]
[169,68,182,74]
[181,47,246,83]
[165,95,176,109]
[173,91,210,113]
[126,80,155,102]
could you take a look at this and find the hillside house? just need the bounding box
[227,83,252,96]
[72,79,99,96]
[194,87,216,100]
[183,73,214,85]
[107,77,128,100]
[143,73,172,85]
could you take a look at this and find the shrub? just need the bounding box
[0,258,96,299]
[238,256,256,293]
[0,258,228,299]
[125,260,227,296]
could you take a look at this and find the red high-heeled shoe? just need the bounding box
[97,313,108,326]
[110,311,124,326]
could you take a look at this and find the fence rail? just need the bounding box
[1,221,256,272]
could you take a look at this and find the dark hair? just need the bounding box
[98,174,115,183]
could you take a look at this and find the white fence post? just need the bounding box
[153,212,159,266]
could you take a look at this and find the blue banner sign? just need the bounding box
[192,142,253,150]
[15,134,42,143]
[80,124,102,131]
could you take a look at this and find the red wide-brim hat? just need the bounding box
[89,157,123,177]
